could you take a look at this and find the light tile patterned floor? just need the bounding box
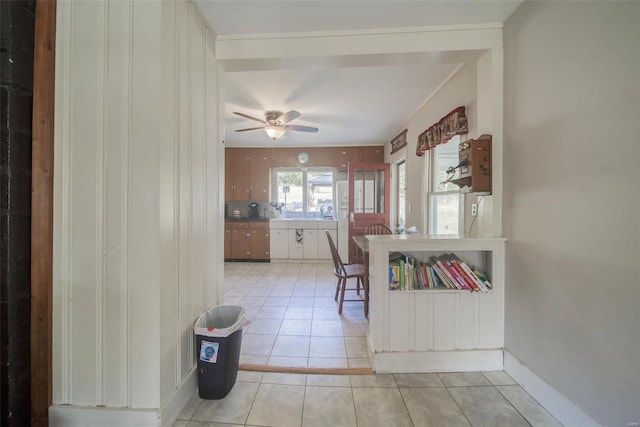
[174,371,562,427]
[224,261,371,369]
[173,262,563,426]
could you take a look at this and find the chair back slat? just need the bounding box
[364,223,393,235]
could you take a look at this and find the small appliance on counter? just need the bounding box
[248,202,260,218]
[230,208,241,218]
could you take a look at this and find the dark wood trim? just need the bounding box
[31,1,56,425]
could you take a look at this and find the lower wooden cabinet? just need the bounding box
[249,221,270,260]
[224,220,270,260]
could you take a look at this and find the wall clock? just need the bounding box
[297,152,310,165]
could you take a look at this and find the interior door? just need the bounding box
[348,162,391,263]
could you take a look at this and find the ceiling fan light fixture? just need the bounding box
[264,125,286,140]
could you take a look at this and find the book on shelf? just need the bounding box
[389,253,492,292]
[389,261,400,290]
[443,254,480,292]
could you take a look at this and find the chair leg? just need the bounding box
[334,277,340,301]
[356,277,361,296]
[339,277,347,314]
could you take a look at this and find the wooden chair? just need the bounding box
[364,223,393,235]
[326,231,368,317]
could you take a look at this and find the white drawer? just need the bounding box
[286,221,318,229]
[269,220,289,230]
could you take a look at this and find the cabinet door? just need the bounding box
[269,229,289,259]
[250,229,270,260]
[303,229,319,259]
[226,148,252,201]
[235,150,252,201]
[361,146,384,163]
[230,229,249,259]
[336,147,359,172]
[224,149,235,201]
[317,229,336,260]
[288,230,304,259]
[250,149,271,201]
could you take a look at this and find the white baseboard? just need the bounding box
[503,350,599,427]
[372,349,503,373]
[50,368,197,427]
[159,368,197,426]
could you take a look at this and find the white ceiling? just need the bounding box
[195,1,522,148]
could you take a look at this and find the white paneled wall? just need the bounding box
[53,0,223,415]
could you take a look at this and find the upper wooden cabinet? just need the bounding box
[225,148,252,201]
[251,150,271,199]
[225,148,272,201]
[336,146,384,171]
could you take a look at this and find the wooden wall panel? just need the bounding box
[31,0,56,424]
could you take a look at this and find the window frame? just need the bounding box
[426,135,464,235]
[272,167,337,214]
[393,158,406,229]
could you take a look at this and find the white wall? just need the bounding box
[52,0,223,418]
[385,52,501,236]
[503,2,640,425]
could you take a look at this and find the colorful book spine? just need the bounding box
[430,257,456,289]
[449,253,488,293]
[429,265,440,288]
[435,256,465,290]
[445,254,480,292]
[389,262,400,290]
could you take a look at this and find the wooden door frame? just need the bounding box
[31,0,56,425]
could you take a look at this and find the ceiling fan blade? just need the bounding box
[233,111,266,124]
[279,110,301,124]
[286,124,319,133]
[235,127,265,132]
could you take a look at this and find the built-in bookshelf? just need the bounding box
[366,234,507,373]
[389,252,493,292]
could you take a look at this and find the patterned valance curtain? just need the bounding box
[416,106,468,156]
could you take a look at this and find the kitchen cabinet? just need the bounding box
[288,229,304,259]
[249,221,270,260]
[225,220,270,260]
[303,229,319,259]
[269,228,289,259]
[225,148,272,202]
[250,150,271,200]
[225,149,252,201]
[270,220,338,260]
[336,146,384,171]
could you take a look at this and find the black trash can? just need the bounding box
[194,305,250,399]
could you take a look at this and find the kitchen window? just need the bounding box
[273,168,335,216]
[428,136,462,234]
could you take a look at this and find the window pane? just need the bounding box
[354,169,385,214]
[307,171,334,214]
[431,193,460,234]
[276,171,303,212]
[434,141,459,192]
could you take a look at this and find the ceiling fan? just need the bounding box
[233,110,319,140]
